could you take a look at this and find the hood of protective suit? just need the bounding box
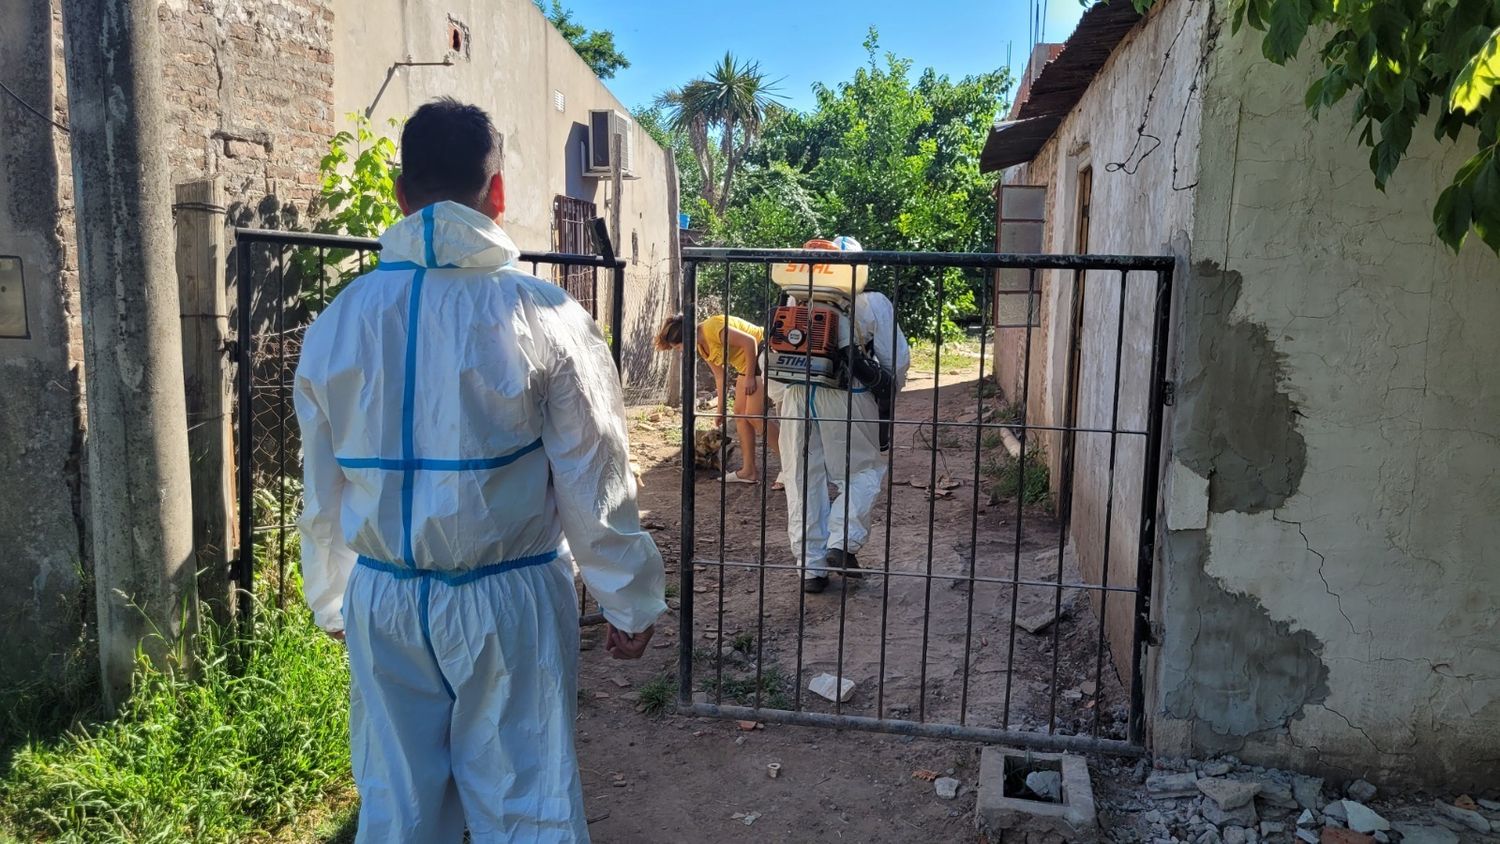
[378,200,522,269]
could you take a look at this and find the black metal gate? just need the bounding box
[676,246,1172,755]
[230,227,626,630]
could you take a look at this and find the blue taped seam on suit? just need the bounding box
[336,438,543,471]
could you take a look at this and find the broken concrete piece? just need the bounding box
[1389,823,1459,844]
[1222,827,1248,844]
[1200,760,1234,777]
[1296,829,1319,844]
[1294,775,1327,811]
[808,672,856,703]
[1298,809,1318,826]
[1321,829,1374,844]
[1341,801,1389,834]
[1257,780,1298,808]
[1479,798,1500,812]
[935,777,961,800]
[1202,799,1258,828]
[1346,779,1378,803]
[1323,801,1349,824]
[1198,777,1261,810]
[1431,799,1491,832]
[1261,820,1286,836]
[1015,606,1059,634]
[1025,770,1062,802]
[1147,771,1200,798]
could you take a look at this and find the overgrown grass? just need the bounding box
[0,600,350,843]
[908,338,983,377]
[698,666,793,711]
[635,674,677,718]
[984,446,1052,506]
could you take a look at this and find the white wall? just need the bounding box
[332,0,676,400]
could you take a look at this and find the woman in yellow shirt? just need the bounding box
[655,313,782,487]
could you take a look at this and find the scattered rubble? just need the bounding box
[1095,756,1495,844]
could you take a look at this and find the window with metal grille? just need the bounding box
[553,196,599,318]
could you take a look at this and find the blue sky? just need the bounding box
[562,0,1088,113]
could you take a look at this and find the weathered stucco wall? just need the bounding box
[999,0,1206,681]
[0,0,87,687]
[1153,1,1500,785]
[333,0,676,402]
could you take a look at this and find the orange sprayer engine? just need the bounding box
[766,300,844,388]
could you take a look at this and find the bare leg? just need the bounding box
[734,374,759,479]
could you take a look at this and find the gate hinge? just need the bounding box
[1161,379,1176,406]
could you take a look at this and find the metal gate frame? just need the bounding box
[676,246,1173,755]
[230,227,626,632]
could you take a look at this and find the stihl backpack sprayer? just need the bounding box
[764,238,898,451]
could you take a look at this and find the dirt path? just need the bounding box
[575,356,1132,841]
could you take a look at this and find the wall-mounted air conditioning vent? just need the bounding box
[585,109,636,179]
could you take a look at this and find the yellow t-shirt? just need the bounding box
[698,314,764,375]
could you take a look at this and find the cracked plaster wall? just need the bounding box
[1153,0,1500,786]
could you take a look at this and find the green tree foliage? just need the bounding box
[1129,0,1500,252]
[669,30,1012,339]
[534,0,630,80]
[658,53,786,215]
[296,115,402,305]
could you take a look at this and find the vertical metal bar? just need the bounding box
[610,262,625,373]
[1130,266,1174,745]
[754,262,771,709]
[1002,268,1037,730]
[792,260,816,711]
[917,271,945,722]
[236,238,255,633]
[276,248,289,611]
[715,262,731,703]
[678,261,698,708]
[318,247,327,307]
[876,269,901,719]
[959,268,992,725]
[833,271,860,718]
[1090,271,1130,738]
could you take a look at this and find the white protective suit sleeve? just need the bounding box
[538,297,667,635]
[856,292,911,390]
[293,374,359,632]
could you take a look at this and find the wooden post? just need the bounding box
[175,179,237,626]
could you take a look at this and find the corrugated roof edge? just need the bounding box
[980,0,1146,173]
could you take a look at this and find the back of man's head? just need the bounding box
[398,98,504,216]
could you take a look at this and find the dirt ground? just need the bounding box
[574,355,1135,842]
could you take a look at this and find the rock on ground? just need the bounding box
[1389,823,1459,844]
[1294,776,1326,811]
[1197,777,1261,810]
[1147,771,1199,798]
[1431,799,1491,833]
[934,777,960,800]
[1340,800,1390,834]
[1346,779,1378,803]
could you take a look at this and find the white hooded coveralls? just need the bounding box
[295,201,665,843]
[769,290,910,578]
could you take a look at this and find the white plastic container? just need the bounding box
[769,256,869,298]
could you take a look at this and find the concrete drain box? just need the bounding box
[976,747,1099,843]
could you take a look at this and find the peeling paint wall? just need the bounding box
[333,0,676,402]
[1153,0,1500,785]
[999,0,1208,679]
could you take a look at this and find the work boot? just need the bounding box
[802,575,829,594]
[826,549,862,579]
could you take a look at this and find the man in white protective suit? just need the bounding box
[769,236,910,594]
[294,99,665,842]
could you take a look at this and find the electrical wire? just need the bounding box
[0,78,69,133]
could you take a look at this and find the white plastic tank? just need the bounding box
[768,238,869,298]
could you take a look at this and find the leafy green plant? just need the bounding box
[297,115,402,306]
[698,666,792,710]
[1127,0,1500,252]
[985,446,1051,506]
[533,0,630,79]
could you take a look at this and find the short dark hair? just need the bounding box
[400,98,503,209]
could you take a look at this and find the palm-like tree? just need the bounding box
[659,53,783,215]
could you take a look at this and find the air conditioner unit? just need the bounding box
[585,108,636,179]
